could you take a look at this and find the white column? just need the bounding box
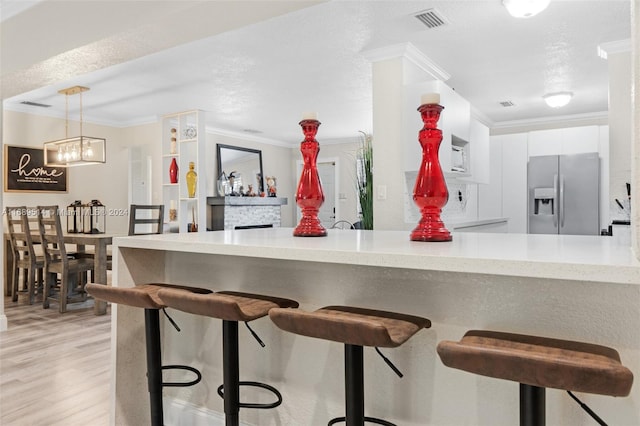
[364,43,449,230]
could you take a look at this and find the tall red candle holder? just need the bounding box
[293,119,327,237]
[410,103,452,242]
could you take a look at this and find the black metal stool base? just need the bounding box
[217,381,283,409]
[162,364,202,387]
[520,383,545,426]
[328,416,396,426]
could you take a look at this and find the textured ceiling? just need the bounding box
[2,0,631,145]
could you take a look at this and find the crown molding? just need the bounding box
[597,39,631,59]
[361,42,450,81]
[490,111,608,134]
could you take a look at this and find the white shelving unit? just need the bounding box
[161,110,206,233]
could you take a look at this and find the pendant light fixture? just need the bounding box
[503,0,550,19]
[43,86,106,167]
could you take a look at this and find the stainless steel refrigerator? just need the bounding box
[528,153,600,235]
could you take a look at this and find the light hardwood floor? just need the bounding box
[1,296,111,426]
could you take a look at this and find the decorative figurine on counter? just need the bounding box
[228,171,239,196]
[246,184,256,197]
[410,93,452,242]
[293,113,327,237]
[217,172,230,196]
[266,176,277,197]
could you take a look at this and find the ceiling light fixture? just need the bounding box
[43,86,106,167]
[503,0,550,18]
[543,92,573,108]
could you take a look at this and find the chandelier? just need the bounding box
[43,86,106,167]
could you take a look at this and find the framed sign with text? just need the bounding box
[4,145,68,192]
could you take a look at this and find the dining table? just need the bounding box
[4,231,121,315]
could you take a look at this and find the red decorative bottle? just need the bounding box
[293,119,327,237]
[410,102,452,242]
[169,158,178,184]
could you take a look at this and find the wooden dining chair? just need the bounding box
[36,205,96,313]
[5,206,44,304]
[128,204,165,236]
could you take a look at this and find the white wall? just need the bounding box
[608,51,632,223]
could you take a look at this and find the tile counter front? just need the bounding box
[111,229,640,425]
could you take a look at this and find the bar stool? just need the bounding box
[437,330,634,426]
[156,289,299,426]
[85,283,212,426]
[269,305,431,426]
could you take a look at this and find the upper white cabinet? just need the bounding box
[161,110,206,233]
[528,125,600,157]
[463,117,490,184]
[404,80,472,178]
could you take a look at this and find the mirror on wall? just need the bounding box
[216,144,264,196]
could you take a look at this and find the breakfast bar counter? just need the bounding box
[111,229,640,425]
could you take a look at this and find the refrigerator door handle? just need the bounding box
[553,174,559,228]
[559,174,565,227]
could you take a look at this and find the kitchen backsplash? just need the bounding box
[403,171,478,225]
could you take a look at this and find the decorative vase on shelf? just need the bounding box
[293,116,327,237]
[169,200,177,221]
[410,94,452,242]
[170,127,177,154]
[169,158,178,184]
[186,161,197,198]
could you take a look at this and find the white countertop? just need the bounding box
[115,228,640,285]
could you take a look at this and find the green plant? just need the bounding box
[356,131,373,229]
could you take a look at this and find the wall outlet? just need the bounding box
[377,185,387,200]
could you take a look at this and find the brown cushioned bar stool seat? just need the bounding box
[437,330,634,426]
[156,289,299,426]
[269,305,431,426]
[86,283,212,426]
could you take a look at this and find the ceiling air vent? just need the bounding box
[414,8,448,29]
[20,100,51,108]
[499,101,515,107]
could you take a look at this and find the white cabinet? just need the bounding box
[480,133,528,233]
[404,80,471,177]
[478,136,503,219]
[501,133,528,233]
[463,117,490,184]
[161,110,206,233]
[528,125,599,157]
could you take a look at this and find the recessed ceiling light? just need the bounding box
[543,92,573,108]
[503,0,550,18]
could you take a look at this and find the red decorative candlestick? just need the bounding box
[293,119,327,237]
[410,102,452,242]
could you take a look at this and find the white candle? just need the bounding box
[301,112,318,120]
[170,200,176,210]
[421,93,440,105]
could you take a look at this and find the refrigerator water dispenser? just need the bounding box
[533,188,555,216]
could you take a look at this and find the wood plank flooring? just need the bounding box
[1,296,111,426]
